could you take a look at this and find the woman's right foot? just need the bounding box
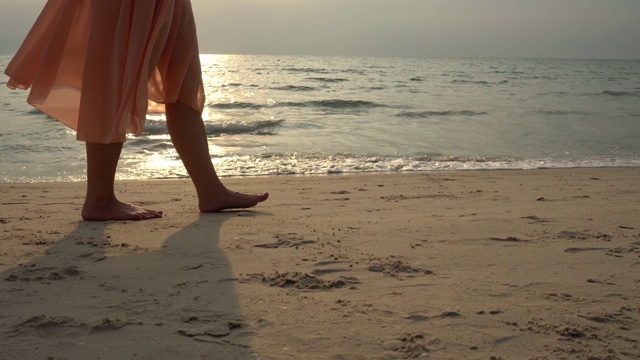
[81,198,163,221]
[199,189,269,213]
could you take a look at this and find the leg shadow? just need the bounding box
[0,214,253,359]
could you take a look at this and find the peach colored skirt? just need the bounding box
[4,0,205,144]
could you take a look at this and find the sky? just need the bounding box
[1,0,639,59]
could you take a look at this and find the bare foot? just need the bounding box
[82,198,163,221]
[199,189,269,213]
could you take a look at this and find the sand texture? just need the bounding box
[1,168,639,359]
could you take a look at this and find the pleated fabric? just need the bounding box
[4,0,205,143]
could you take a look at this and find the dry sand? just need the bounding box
[1,168,639,360]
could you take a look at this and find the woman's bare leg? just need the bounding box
[81,142,163,221]
[165,101,268,212]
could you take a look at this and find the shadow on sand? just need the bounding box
[1,213,255,359]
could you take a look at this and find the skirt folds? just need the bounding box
[5,0,205,143]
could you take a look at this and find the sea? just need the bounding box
[1,55,639,183]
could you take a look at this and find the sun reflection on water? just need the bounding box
[129,55,245,178]
[200,54,238,115]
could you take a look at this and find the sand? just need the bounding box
[1,168,639,360]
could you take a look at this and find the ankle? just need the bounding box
[84,193,118,208]
[194,181,228,202]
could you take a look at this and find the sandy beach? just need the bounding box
[1,168,639,359]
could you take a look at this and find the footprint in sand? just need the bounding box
[367,258,434,279]
[254,233,317,248]
[177,321,243,343]
[8,315,136,338]
[382,333,431,358]
[311,260,352,276]
[240,271,360,290]
[564,247,608,253]
[254,239,317,248]
[4,265,82,283]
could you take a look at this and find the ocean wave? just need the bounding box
[284,67,331,74]
[279,99,386,109]
[600,90,639,97]
[208,99,386,110]
[537,110,593,116]
[525,75,558,80]
[0,144,34,155]
[143,119,284,136]
[208,119,284,135]
[207,153,640,177]
[306,77,349,83]
[538,91,570,96]
[0,102,44,117]
[452,79,490,85]
[126,139,174,152]
[270,85,317,92]
[343,69,367,75]
[20,109,57,121]
[22,109,45,117]
[207,102,265,110]
[0,143,75,156]
[452,79,508,85]
[396,110,487,118]
[220,83,259,88]
[5,151,640,182]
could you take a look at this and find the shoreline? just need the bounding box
[1,167,639,359]
[2,165,640,185]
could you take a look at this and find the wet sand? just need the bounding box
[1,168,639,359]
